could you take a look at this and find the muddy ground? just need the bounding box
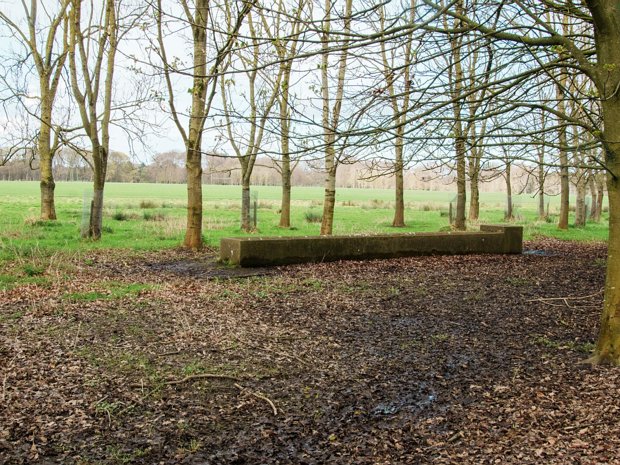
[1,239,619,464]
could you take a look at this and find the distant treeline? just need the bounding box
[0,147,559,194]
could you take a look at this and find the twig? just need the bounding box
[72,321,82,348]
[2,373,7,402]
[526,289,603,303]
[129,373,240,388]
[91,395,109,408]
[246,343,311,367]
[156,350,182,357]
[234,383,278,416]
[165,373,240,385]
[562,422,604,431]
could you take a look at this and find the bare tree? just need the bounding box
[68,0,121,239]
[319,0,353,235]
[154,0,252,249]
[444,0,467,230]
[257,0,309,229]
[220,8,282,232]
[0,1,70,220]
[377,0,416,227]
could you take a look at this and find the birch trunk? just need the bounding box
[319,0,352,235]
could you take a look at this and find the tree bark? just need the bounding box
[586,0,620,364]
[37,115,56,220]
[392,134,406,227]
[589,174,598,220]
[468,164,480,221]
[320,165,337,235]
[537,148,546,220]
[241,181,252,232]
[184,146,203,249]
[557,87,570,229]
[279,154,292,228]
[38,99,57,220]
[596,175,605,222]
[574,173,587,227]
[278,68,292,228]
[505,161,513,221]
[595,165,620,363]
[454,135,467,230]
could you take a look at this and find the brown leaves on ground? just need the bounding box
[1,239,618,464]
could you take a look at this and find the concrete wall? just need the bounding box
[220,225,523,267]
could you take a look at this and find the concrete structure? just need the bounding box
[220,225,523,267]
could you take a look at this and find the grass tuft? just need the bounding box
[304,211,323,223]
[140,200,157,209]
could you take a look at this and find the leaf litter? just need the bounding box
[1,239,618,464]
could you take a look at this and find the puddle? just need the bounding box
[372,383,437,416]
[523,250,555,256]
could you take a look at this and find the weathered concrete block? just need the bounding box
[220,225,523,267]
[479,224,523,254]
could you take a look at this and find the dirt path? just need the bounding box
[1,239,618,464]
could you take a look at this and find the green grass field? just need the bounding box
[0,181,609,262]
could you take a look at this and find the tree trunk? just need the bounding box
[469,167,480,221]
[319,0,352,237]
[558,150,570,229]
[449,0,466,231]
[320,163,337,235]
[279,157,292,228]
[184,146,203,250]
[279,102,292,228]
[595,171,620,363]
[596,175,605,222]
[241,180,252,232]
[38,100,57,220]
[87,145,107,240]
[392,134,406,227]
[182,0,208,250]
[505,161,513,220]
[40,158,57,221]
[589,174,598,220]
[538,150,546,220]
[557,94,570,229]
[454,135,467,230]
[90,188,104,240]
[574,174,587,227]
[586,0,620,362]
[467,142,482,221]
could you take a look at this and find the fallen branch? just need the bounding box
[130,373,240,388]
[235,383,278,416]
